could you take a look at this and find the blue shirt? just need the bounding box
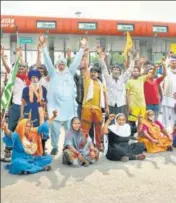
[42,47,84,121]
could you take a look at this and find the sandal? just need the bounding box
[82,160,89,167]
[43,165,52,171]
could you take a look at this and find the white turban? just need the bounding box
[56,58,67,66]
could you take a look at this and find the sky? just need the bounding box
[1,1,176,22]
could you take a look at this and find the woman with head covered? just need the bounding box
[103,113,145,162]
[1,111,57,175]
[63,117,99,167]
[138,110,173,153]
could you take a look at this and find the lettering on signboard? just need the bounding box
[78,22,97,30]
[117,23,134,32]
[36,21,56,29]
[1,18,15,28]
[153,25,168,33]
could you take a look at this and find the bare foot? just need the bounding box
[136,154,146,160]
[121,156,129,162]
[95,151,100,161]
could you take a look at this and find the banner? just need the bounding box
[1,56,20,112]
[123,32,133,55]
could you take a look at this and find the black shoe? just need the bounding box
[50,148,58,155]
[1,151,11,162]
[0,156,11,162]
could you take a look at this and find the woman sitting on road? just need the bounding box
[103,113,146,162]
[138,110,173,153]
[63,117,99,167]
[1,111,57,175]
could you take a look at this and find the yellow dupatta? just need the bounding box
[15,119,43,156]
[138,110,172,153]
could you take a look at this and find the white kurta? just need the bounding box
[162,70,176,130]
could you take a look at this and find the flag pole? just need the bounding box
[16,25,19,47]
[2,110,6,121]
[0,28,4,120]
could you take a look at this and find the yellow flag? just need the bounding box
[170,43,176,54]
[123,32,133,55]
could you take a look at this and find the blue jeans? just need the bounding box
[6,103,21,149]
[77,104,82,119]
[50,120,71,149]
[8,103,21,132]
[146,104,160,119]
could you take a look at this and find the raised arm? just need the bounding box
[104,90,109,116]
[16,47,25,65]
[98,51,112,83]
[35,110,58,135]
[39,35,55,77]
[1,46,10,74]
[83,49,90,78]
[66,48,72,67]
[146,65,158,80]
[123,50,137,82]
[47,110,58,125]
[123,50,131,71]
[160,58,167,79]
[139,56,145,75]
[69,37,88,76]
[126,89,131,113]
[1,120,11,137]
[102,114,115,134]
[36,43,42,68]
[165,51,174,68]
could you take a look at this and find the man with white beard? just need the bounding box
[162,55,176,132]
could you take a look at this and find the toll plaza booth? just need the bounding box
[1,15,176,67]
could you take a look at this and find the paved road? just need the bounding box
[1,128,176,203]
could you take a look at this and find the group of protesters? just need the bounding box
[0,35,176,175]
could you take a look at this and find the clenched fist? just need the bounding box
[80,37,88,48]
[39,35,46,45]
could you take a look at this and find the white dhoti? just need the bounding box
[162,96,176,132]
[162,106,175,131]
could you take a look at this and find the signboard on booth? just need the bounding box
[1,18,15,28]
[117,24,134,32]
[36,21,57,29]
[78,22,97,30]
[153,25,168,33]
[19,37,33,44]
